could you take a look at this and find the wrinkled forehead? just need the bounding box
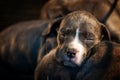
[59,11,101,31]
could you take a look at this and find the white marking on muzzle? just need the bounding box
[69,28,86,66]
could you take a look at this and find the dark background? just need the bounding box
[0,0,48,31]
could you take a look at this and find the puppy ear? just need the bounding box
[101,23,111,41]
[42,17,63,37]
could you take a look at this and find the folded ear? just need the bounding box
[42,17,63,37]
[101,23,111,41]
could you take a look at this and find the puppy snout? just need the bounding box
[66,48,78,58]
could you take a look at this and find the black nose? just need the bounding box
[66,48,77,58]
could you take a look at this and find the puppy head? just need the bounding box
[56,11,109,67]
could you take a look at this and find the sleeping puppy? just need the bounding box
[35,10,110,80]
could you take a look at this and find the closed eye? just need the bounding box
[84,32,95,41]
[61,28,73,34]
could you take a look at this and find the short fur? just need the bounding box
[0,18,61,77]
[35,11,114,80]
[40,0,120,43]
[35,41,120,80]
